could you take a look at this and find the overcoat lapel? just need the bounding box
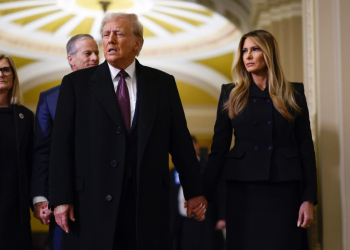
[136,60,160,183]
[13,105,26,151]
[91,61,124,128]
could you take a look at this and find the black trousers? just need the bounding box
[113,178,137,250]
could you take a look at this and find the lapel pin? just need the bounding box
[19,113,24,119]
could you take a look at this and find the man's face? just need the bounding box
[68,38,99,71]
[102,17,142,69]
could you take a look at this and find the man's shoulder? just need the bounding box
[137,62,173,79]
[142,65,170,76]
[40,85,61,98]
[66,64,100,81]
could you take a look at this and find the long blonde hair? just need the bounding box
[0,54,21,105]
[223,30,300,122]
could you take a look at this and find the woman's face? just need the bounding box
[0,59,14,92]
[242,37,268,76]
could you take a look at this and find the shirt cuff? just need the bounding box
[33,196,48,205]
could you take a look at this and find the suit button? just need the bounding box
[267,99,271,103]
[106,195,112,201]
[116,127,122,133]
[268,121,271,125]
[253,99,257,103]
[111,160,117,167]
[268,146,272,150]
[255,146,259,150]
[253,121,258,126]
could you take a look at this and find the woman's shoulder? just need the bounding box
[291,82,305,94]
[15,105,34,118]
[222,83,236,96]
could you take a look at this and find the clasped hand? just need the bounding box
[185,195,208,221]
[33,201,53,225]
[54,204,75,233]
[53,196,207,234]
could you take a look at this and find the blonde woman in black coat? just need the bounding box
[204,30,317,250]
[0,54,34,250]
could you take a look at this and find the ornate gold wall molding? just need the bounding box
[250,0,302,27]
[252,1,302,29]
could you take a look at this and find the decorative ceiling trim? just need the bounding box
[251,0,302,28]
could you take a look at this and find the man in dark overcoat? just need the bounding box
[49,12,207,250]
[31,34,99,250]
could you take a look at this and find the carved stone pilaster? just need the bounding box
[302,1,322,249]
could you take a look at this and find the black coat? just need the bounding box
[13,105,34,222]
[49,60,203,250]
[204,82,317,203]
[0,105,34,249]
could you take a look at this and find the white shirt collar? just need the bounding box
[107,59,136,81]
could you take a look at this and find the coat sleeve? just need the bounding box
[31,93,52,200]
[49,76,76,208]
[168,76,204,200]
[26,109,35,210]
[203,84,233,202]
[293,83,318,204]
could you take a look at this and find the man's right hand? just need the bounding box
[54,204,75,233]
[33,201,52,225]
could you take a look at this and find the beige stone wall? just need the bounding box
[253,1,304,83]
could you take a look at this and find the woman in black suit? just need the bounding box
[204,30,317,250]
[0,54,34,249]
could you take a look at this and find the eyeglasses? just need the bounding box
[0,67,13,76]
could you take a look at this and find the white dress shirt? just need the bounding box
[107,59,137,128]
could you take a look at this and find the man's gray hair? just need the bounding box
[66,34,94,56]
[100,12,144,56]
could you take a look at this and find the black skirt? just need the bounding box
[226,180,302,250]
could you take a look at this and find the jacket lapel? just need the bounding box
[249,82,270,98]
[136,60,160,179]
[91,61,124,128]
[13,105,26,150]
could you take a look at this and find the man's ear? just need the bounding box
[67,55,74,67]
[134,38,143,52]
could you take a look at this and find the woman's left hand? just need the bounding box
[298,201,314,228]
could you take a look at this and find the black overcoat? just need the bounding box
[204,82,317,203]
[13,105,34,223]
[0,105,34,249]
[49,60,203,250]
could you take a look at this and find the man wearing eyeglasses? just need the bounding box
[30,34,99,250]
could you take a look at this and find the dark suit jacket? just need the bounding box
[13,105,34,223]
[204,82,317,204]
[31,85,60,199]
[49,60,204,250]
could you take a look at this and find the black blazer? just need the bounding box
[13,105,34,223]
[204,82,317,204]
[49,60,203,250]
